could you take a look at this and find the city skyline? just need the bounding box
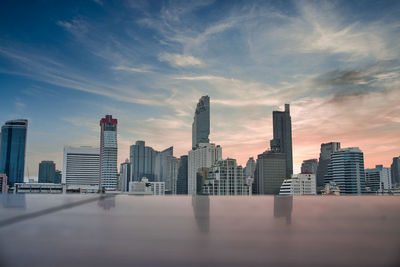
[1,0,400,179]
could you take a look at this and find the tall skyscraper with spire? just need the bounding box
[188,96,222,194]
[100,115,118,191]
[270,104,293,177]
[0,119,28,186]
[192,95,210,149]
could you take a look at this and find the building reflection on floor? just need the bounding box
[274,195,293,224]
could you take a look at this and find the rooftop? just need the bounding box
[0,195,399,266]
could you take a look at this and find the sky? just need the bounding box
[0,0,399,180]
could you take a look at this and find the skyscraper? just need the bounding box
[325,147,366,195]
[38,160,56,183]
[130,141,158,182]
[316,142,341,189]
[245,157,256,179]
[255,150,287,195]
[192,96,210,149]
[391,156,400,186]
[154,146,179,194]
[62,146,100,186]
[154,146,173,182]
[176,155,188,194]
[119,159,130,192]
[166,156,179,194]
[270,104,293,177]
[100,115,118,191]
[0,119,28,186]
[301,159,318,174]
[188,143,222,194]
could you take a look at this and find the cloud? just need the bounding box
[0,46,166,107]
[311,60,400,98]
[57,19,89,38]
[158,53,203,67]
[112,65,152,73]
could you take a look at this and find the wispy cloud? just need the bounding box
[158,53,203,67]
[0,46,165,106]
[112,65,152,73]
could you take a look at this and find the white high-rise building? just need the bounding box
[188,143,222,194]
[279,173,316,195]
[365,165,392,192]
[100,115,118,191]
[62,146,100,188]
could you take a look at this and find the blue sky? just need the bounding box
[1,0,400,179]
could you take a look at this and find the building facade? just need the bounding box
[391,156,400,186]
[38,161,56,183]
[0,174,7,193]
[365,165,392,192]
[245,157,256,179]
[202,158,251,195]
[301,159,318,174]
[270,104,293,177]
[188,143,222,195]
[55,170,62,184]
[325,147,366,194]
[100,115,118,191]
[316,142,341,190]
[130,141,159,182]
[0,119,28,186]
[256,151,287,195]
[192,96,210,149]
[14,183,63,194]
[166,156,179,194]
[279,173,316,195]
[176,155,188,194]
[62,146,100,188]
[154,146,173,182]
[119,159,130,192]
[129,177,165,195]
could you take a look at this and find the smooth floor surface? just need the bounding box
[0,194,400,266]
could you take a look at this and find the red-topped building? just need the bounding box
[100,115,118,191]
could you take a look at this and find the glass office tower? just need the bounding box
[325,147,366,194]
[192,96,210,149]
[270,104,293,177]
[38,160,56,183]
[0,119,28,186]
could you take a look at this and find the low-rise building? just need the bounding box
[14,183,64,194]
[279,173,316,196]
[129,177,165,195]
[321,181,341,195]
[365,165,391,193]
